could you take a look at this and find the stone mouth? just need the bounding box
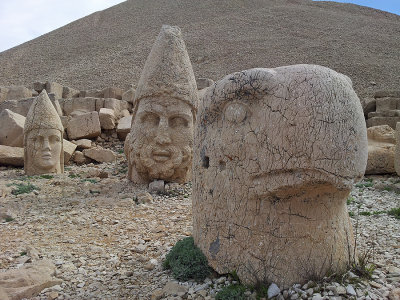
[41,152,52,160]
[152,149,171,162]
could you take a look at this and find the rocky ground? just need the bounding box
[0,140,399,300]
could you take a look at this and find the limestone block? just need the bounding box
[103,87,123,100]
[59,97,98,115]
[193,65,368,288]
[45,81,63,99]
[368,110,400,118]
[124,25,197,184]
[0,259,61,300]
[80,89,103,98]
[367,125,395,144]
[73,150,91,164]
[0,97,61,117]
[122,88,136,104]
[99,108,116,130]
[0,87,9,102]
[116,116,132,140]
[83,147,116,163]
[62,86,80,98]
[0,145,24,166]
[366,117,400,130]
[63,139,77,164]
[72,139,92,150]
[66,111,101,140]
[0,109,26,147]
[395,122,400,176]
[366,126,395,174]
[33,82,45,93]
[104,98,129,117]
[6,86,32,100]
[375,90,400,98]
[376,97,400,112]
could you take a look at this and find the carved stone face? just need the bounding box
[126,96,193,183]
[26,128,62,174]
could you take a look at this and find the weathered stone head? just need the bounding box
[124,25,197,184]
[193,65,368,287]
[24,90,64,175]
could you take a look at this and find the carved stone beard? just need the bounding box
[132,142,192,182]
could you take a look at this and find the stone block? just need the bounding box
[60,97,98,115]
[72,139,92,150]
[122,88,135,104]
[0,109,26,147]
[103,87,123,100]
[99,108,116,130]
[45,82,63,99]
[83,147,116,163]
[0,145,24,166]
[395,122,400,176]
[366,125,396,174]
[62,86,80,99]
[368,110,400,118]
[0,97,61,117]
[116,115,132,140]
[67,111,101,140]
[6,86,32,100]
[0,87,9,102]
[375,90,400,98]
[63,139,77,164]
[80,89,103,98]
[73,151,91,164]
[375,97,400,112]
[367,117,400,130]
[196,77,214,90]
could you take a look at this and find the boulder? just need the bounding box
[122,88,135,103]
[196,77,214,90]
[367,117,400,130]
[62,86,80,98]
[99,108,116,130]
[103,87,123,100]
[66,112,101,140]
[104,98,130,118]
[0,145,24,166]
[73,151,91,164]
[79,89,103,98]
[83,147,116,163]
[0,97,62,117]
[395,122,400,176]
[362,97,376,118]
[33,82,45,93]
[59,97,100,115]
[63,139,77,164]
[45,82,63,99]
[375,97,400,112]
[0,109,26,147]
[0,259,61,300]
[6,86,32,100]
[116,116,132,140]
[72,139,92,150]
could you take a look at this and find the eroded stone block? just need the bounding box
[0,145,24,166]
[66,111,101,140]
[99,108,116,130]
[0,109,26,147]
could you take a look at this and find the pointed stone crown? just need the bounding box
[134,25,198,111]
[24,90,63,133]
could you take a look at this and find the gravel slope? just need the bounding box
[0,0,399,99]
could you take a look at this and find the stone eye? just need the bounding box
[141,113,160,127]
[50,135,61,143]
[169,116,188,128]
[224,102,248,124]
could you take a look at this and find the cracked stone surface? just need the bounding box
[193,65,368,287]
[124,25,197,184]
[24,90,64,176]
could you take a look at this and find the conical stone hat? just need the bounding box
[24,90,63,133]
[134,25,198,111]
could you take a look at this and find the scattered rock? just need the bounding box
[0,145,24,166]
[267,283,280,299]
[116,115,132,140]
[122,88,135,104]
[162,281,188,296]
[0,109,25,147]
[63,139,77,164]
[72,139,93,150]
[99,108,116,130]
[67,111,101,140]
[149,180,165,194]
[83,147,116,163]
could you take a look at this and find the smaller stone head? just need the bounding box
[24,90,64,175]
[124,25,197,183]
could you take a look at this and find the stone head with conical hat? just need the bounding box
[24,90,64,175]
[124,25,198,184]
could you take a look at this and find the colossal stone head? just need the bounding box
[193,65,368,287]
[124,25,197,184]
[24,90,64,175]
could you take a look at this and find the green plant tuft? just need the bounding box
[349,211,355,217]
[20,251,27,256]
[215,284,246,300]
[360,211,371,216]
[346,196,354,205]
[39,174,54,179]
[5,216,14,222]
[388,207,400,219]
[10,183,39,195]
[163,236,210,281]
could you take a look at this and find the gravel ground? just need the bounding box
[0,141,399,299]
[0,0,399,99]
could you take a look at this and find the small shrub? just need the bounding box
[10,183,38,195]
[355,182,373,188]
[20,251,27,256]
[215,284,246,300]
[360,211,371,216]
[5,216,14,222]
[388,207,400,219]
[163,236,210,281]
[81,178,97,184]
[372,210,386,215]
[68,173,80,179]
[39,174,54,179]
[349,212,355,217]
[346,196,354,205]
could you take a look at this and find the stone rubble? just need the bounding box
[0,139,398,299]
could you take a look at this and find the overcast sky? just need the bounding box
[0,0,125,52]
[0,0,399,53]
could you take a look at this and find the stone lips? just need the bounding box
[192,64,368,287]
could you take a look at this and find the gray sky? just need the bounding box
[0,0,125,52]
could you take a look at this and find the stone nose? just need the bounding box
[42,137,51,150]
[154,118,171,145]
